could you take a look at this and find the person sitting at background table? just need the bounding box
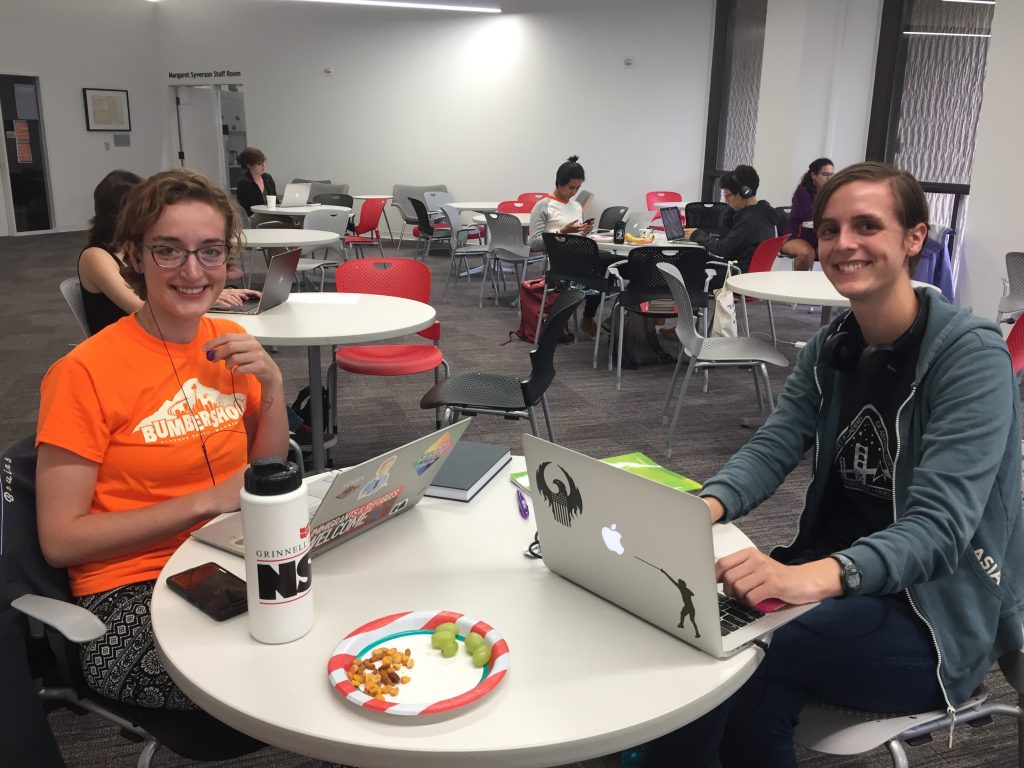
[779,156,834,271]
[36,168,289,710]
[235,146,276,217]
[79,169,258,335]
[528,155,602,337]
[687,164,784,281]
[633,161,1023,767]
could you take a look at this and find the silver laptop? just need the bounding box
[193,420,471,558]
[522,435,817,658]
[659,205,689,243]
[208,248,299,315]
[278,182,311,208]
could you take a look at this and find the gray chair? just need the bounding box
[59,277,90,339]
[598,205,629,231]
[657,262,789,458]
[292,177,331,184]
[997,252,1024,324]
[795,649,1024,767]
[479,211,545,308]
[300,209,350,290]
[438,204,490,303]
[392,183,448,249]
[307,182,350,204]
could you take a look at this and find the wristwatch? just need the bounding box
[831,553,862,597]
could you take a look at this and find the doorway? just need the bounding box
[171,84,247,193]
[0,74,54,234]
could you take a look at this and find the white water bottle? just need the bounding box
[240,457,314,644]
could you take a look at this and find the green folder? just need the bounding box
[511,452,700,494]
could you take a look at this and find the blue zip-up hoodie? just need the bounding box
[701,288,1024,707]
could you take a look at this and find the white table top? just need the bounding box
[726,271,850,307]
[591,232,705,255]
[353,194,393,200]
[473,212,530,226]
[251,204,352,217]
[241,228,341,249]
[153,458,760,768]
[652,200,686,209]
[450,201,501,213]
[209,292,435,346]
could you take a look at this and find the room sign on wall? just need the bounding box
[168,70,242,81]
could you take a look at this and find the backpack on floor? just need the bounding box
[619,312,674,369]
[511,279,572,344]
[291,385,331,433]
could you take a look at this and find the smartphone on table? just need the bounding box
[166,561,248,621]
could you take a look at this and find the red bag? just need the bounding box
[510,279,572,344]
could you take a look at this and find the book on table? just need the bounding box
[511,451,700,494]
[425,442,512,502]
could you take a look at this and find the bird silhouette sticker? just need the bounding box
[535,462,583,527]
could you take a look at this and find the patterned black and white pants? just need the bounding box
[76,581,195,710]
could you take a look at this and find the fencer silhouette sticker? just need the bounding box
[635,556,700,638]
[535,462,583,527]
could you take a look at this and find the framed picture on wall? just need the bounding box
[83,88,131,131]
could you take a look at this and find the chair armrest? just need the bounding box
[605,259,629,287]
[11,594,106,644]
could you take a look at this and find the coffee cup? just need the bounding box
[266,195,277,209]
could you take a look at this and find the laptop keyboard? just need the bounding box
[234,297,260,313]
[718,593,764,636]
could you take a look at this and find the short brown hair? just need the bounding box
[812,161,929,272]
[237,147,266,169]
[114,168,244,298]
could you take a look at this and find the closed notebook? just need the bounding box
[425,442,512,502]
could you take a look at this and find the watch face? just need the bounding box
[847,567,862,591]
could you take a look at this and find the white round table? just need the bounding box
[652,200,686,209]
[153,457,761,768]
[250,204,352,219]
[241,228,341,249]
[590,232,705,255]
[725,271,850,307]
[212,293,434,472]
[451,201,501,213]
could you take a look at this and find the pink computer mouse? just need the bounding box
[755,597,788,613]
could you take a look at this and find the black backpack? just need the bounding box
[620,313,674,369]
[290,385,331,432]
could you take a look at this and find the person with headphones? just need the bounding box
[35,169,289,712]
[632,162,1023,766]
[687,164,784,278]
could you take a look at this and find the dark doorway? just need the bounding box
[0,74,53,232]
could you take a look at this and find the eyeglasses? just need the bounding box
[815,171,835,178]
[142,243,230,268]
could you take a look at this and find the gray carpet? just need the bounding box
[1,231,1019,767]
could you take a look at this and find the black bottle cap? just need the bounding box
[244,457,302,496]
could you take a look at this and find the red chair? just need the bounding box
[331,258,449,426]
[645,190,684,230]
[343,197,387,259]
[1006,315,1024,375]
[738,233,791,345]
[517,192,548,207]
[497,200,530,214]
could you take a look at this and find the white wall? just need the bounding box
[957,0,1023,320]
[154,0,715,221]
[754,0,881,206]
[0,0,165,232]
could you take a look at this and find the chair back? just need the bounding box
[409,197,435,235]
[353,197,387,237]
[541,233,606,289]
[598,205,628,230]
[1006,252,1024,296]
[684,202,730,232]
[440,205,477,250]
[1006,315,1024,375]
[254,219,287,229]
[624,246,710,308]
[303,209,350,237]
[392,184,448,224]
[482,211,528,259]
[518,192,547,206]
[422,190,455,214]
[59,278,91,339]
[312,192,354,208]
[748,233,792,274]
[575,189,593,209]
[308,182,349,201]
[335,257,430,303]
[522,289,585,405]
[292,178,331,184]
[657,262,705,359]
[646,190,683,210]
[497,200,529,214]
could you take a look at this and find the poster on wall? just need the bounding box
[17,142,32,164]
[83,88,131,131]
[13,120,29,142]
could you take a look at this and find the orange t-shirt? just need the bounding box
[36,314,261,597]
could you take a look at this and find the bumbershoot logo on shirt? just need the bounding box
[133,378,246,444]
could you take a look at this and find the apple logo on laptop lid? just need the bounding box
[601,523,625,555]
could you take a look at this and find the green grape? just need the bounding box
[431,630,455,649]
[435,622,459,635]
[471,644,491,668]
[440,639,459,658]
[464,632,484,653]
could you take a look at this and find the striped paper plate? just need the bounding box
[327,609,510,716]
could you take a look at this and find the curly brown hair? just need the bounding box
[237,147,266,169]
[114,168,244,298]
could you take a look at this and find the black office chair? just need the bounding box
[420,290,585,443]
[1,436,264,767]
[597,205,629,231]
[312,192,354,209]
[409,197,451,260]
[684,202,730,237]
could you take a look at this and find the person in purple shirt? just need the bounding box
[782,157,834,270]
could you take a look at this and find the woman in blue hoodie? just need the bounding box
[637,162,1023,767]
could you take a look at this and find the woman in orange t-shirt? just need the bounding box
[36,169,289,709]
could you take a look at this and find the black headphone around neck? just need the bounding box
[823,298,927,378]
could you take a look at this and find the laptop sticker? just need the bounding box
[414,432,454,475]
[334,478,363,500]
[309,486,405,551]
[359,455,398,499]
[636,556,701,638]
[535,462,583,528]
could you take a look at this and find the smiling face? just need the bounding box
[817,180,926,308]
[133,201,228,335]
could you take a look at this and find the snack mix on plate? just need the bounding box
[347,646,414,700]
